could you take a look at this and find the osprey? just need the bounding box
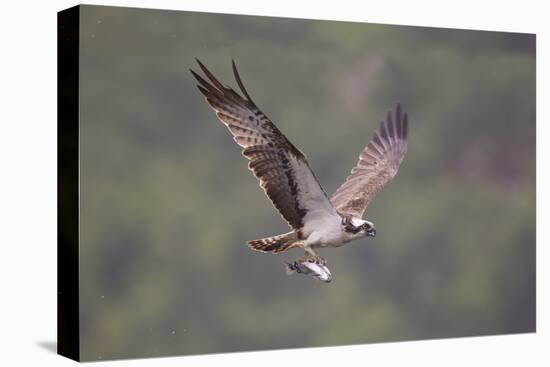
[190,59,408,266]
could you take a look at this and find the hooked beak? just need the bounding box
[367,227,377,237]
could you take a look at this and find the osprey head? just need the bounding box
[361,220,377,237]
[343,217,376,238]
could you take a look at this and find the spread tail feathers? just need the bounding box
[248,232,298,253]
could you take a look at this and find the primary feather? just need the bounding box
[330,104,408,218]
[190,59,337,231]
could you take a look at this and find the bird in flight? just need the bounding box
[190,59,408,267]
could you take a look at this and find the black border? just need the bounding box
[57,5,80,362]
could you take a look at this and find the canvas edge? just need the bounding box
[57,4,81,362]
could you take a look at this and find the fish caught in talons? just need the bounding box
[286,257,332,283]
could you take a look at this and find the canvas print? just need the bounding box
[58,4,536,362]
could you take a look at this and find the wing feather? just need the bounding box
[331,104,409,218]
[191,59,337,230]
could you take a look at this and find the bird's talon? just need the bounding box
[312,256,326,265]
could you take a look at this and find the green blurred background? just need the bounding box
[77,5,535,361]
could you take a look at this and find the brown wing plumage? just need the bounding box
[190,59,336,230]
[331,104,408,218]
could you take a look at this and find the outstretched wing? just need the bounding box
[331,104,408,218]
[190,59,337,230]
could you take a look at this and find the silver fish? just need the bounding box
[286,259,333,283]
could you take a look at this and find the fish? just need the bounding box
[286,258,333,283]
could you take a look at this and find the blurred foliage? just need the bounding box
[76,5,535,361]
